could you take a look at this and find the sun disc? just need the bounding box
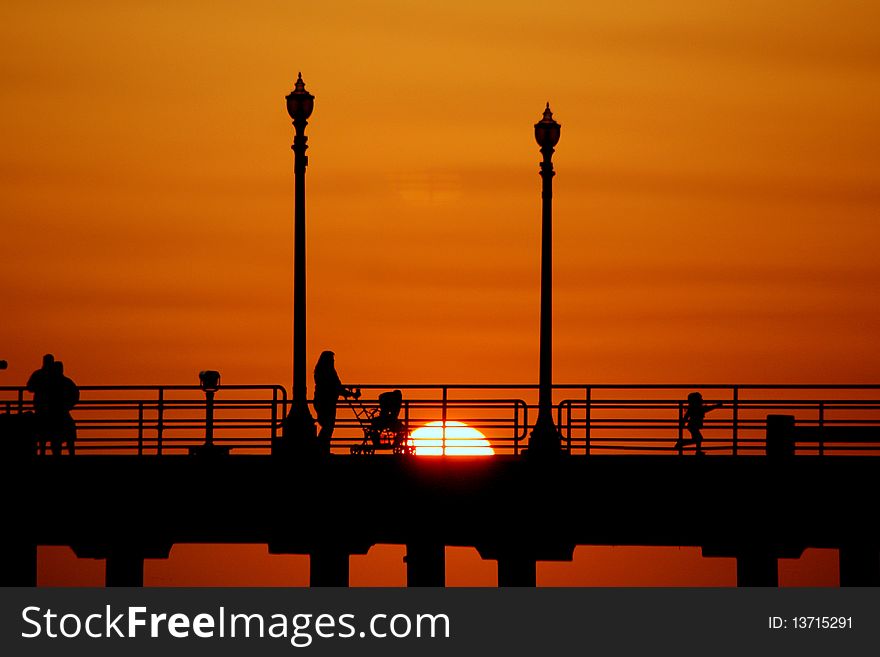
[409,421,495,455]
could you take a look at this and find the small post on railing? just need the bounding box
[137,402,144,456]
[17,388,24,413]
[156,388,164,456]
[566,401,572,453]
[271,387,278,447]
[513,401,520,456]
[732,386,739,456]
[818,402,825,457]
[441,387,448,456]
[585,387,592,456]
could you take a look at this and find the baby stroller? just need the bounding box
[349,390,414,455]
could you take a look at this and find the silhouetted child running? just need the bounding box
[676,392,721,456]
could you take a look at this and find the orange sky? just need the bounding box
[3,1,879,585]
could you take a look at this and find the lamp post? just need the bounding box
[282,72,317,451]
[529,103,562,456]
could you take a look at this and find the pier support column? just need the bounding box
[310,550,350,587]
[497,555,536,587]
[839,546,880,586]
[405,542,445,587]
[736,549,778,587]
[0,541,37,586]
[105,550,145,587]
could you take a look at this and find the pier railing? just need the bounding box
[1,384,879,456]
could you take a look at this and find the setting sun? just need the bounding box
[409,421,495,456]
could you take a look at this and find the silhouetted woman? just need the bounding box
[313,351,359,450]
[677,392,721,456]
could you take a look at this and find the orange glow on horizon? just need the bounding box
[409,421,495,455]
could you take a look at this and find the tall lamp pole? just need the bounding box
[282,72,316,448]
[529,103,562,456]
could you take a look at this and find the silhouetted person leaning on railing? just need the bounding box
[675,392,721,456]
[313,351,359,453]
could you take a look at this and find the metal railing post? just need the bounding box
[513,401,520,456]
[137,402,144,456]
[555,396,564,448]
[156,388,164,456]
[566,401,572,453]
[441,387,448,456]
[17,388,24,413]
[585,387,592,456]
[271,387,278,447]
[818,401,825,457]
[732,386,739,456]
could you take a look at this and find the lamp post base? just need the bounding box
[277,402,319,458]
[527,414,561,458]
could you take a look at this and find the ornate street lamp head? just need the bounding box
[534,102,561,149]
[285,72,315,123]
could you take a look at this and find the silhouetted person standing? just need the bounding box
[26,354,55,455]
[46,361,79,456]
[313,351,359,453]
[676,392,721,456]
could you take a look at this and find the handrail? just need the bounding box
[2,383,880,457]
